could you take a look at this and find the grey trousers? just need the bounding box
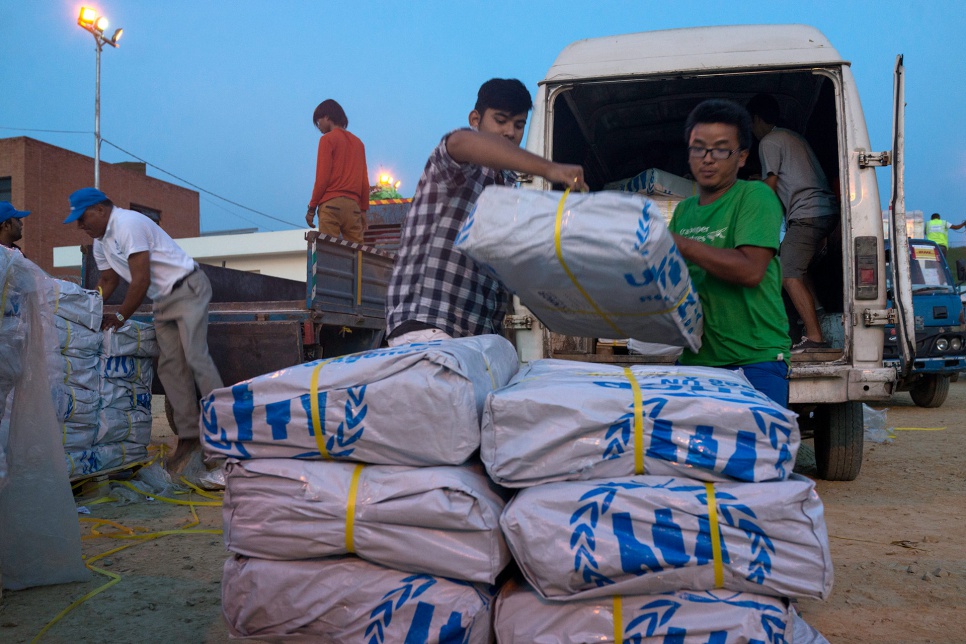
[152,270,223,439]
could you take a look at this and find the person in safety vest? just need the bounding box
[925,213,966,254]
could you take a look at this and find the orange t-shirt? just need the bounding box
[309,128,369,211]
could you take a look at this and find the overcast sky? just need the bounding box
[3,1,965,238]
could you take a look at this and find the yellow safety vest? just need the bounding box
[926,219,950,247]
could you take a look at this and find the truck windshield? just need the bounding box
[909,244,955,293]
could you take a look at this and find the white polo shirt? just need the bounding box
[93,206,196,300]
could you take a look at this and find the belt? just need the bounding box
[171,267,199,292]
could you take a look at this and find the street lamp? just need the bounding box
[77,6,123,189]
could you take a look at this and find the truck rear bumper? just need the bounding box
[884,356,966,376]
[789,365,896,404]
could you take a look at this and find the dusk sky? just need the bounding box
[4,1,965,238]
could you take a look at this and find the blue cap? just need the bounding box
[64,187,108,224]
[0,201,30,224]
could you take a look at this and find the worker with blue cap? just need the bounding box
[64,187,223,473]
[0,201,30,254]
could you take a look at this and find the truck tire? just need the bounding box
[909,374,950,408]
[813,401,864,481]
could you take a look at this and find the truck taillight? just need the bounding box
[855,236,878,300]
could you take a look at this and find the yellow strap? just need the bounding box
[613,595,623,643]
[345,463,364,553]
[705,482,724,588]
[53,282,61,314]
[622,368,645,475]
[0,274,10,319]
[554,189,625,338]
[893,426,945,431]
[483,356,496,389]
[63,321,72,355]
[97,285,103,298]
[309,359,334,459]
[136,324,141,353]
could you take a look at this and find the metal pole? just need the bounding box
[94,36,102,189]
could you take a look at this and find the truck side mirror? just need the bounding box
[957,259,966,282]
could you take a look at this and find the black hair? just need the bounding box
[312,99,349,128]
[684,99,753,150]
[474,79,532,116]
[746,93,781,125]
[932,213,941,219]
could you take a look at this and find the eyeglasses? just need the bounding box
[688,146,742,160]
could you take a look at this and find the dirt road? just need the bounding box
[1,385,965,643]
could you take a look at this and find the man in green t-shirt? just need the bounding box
[669,99,791,406]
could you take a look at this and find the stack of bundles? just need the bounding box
[206,335,520,641]
[455,186,703,352]
[482,359,832,642]
[44,280,105,477]
[0,249,26,482]
[95,321,158,470]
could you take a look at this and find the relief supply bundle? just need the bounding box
[482,360,799,487]
[222,460,510,583]
[493,578,793,644]
[455,186,702,351]
[222,554,496,643]
[500,475,832,601]
[202,335,519,466]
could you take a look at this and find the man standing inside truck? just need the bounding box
[64,187,223,473]
[306,99,370,244]
[386,78,587,346]
[747,93,839,352]
[925,212,966,254]
[670,99,791,406]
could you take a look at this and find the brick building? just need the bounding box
[0,137,200,279]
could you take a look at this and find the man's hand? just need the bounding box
[305,206,317,228]
[101,313,124,331]
[543,163,588,192]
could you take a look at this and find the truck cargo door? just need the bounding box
[888,54,915,377]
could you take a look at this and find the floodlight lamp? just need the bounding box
[95,16,109,32]
[111,28,123,44]
[379,174,389,184]
[394,181,401,189]
[78,6,97,27]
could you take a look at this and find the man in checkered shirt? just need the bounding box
[386,78,587,346]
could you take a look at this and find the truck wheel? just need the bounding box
[813,401,863,481]
[909,374,950,408]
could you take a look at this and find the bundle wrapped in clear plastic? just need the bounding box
[482,360,798,487]
[455,186,702,351]
[97,408,152,447]
[222,460,510,583]
[501,475,832,601]
[55,384,100,424]
[222,554,496,643]
[102,320,158,358]
[493,578,793,644]
[202,335,520,466]
[100,380,151,413]
[50,353,100,391]
[44,278,101,331]
[101,354,154,383]
[54,317,102,358]
[65,440,148,477]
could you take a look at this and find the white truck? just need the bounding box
[511,24,915,481]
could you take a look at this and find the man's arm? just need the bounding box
[97,267,121,302]
[672,235,775,288]
[307,138,333,226]
[101,251,151,330]
[950,220,966,230]
[762,173,779,194]
[446,130,588,190]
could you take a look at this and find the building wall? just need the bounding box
[0,137,199,280]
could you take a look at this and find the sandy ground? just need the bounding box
[1,386,965,643]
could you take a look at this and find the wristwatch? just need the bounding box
[115,312,125,323]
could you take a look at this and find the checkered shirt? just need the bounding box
[386,129,513,338]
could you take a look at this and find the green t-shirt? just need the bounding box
[670,180,790,366]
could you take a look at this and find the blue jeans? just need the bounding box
[725,360,790,408]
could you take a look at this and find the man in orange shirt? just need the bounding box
[306,99,370,243]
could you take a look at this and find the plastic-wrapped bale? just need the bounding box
[455,186,702,351]
[56,385,100,426]
[482,360,798,487]
[500,475,832,601]
[202,335,520,465]
[96,408,152,448]
[101,354,154,383]
[222,460,510,583]
[493,578,793,644]
[54,317,101,358]
[43,279,101,331]
[102,320,159,358]
[222,554,496,643]
[100,380,151,413]
[50,354,100,392]
[65,440,148,477]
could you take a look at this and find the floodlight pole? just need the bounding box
[77,8,121,189]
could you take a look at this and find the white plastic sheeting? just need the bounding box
[501,474,832,601]
[493,578,792,644]
[102,321,158,358]
[482,360,799,487]
[455,186,702,351]
[222,554,496,643]
[202,335,519,466]
[43,279,101,331]
[54,317,102,357]
[222,459,510,583]
[0,247,89,589]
